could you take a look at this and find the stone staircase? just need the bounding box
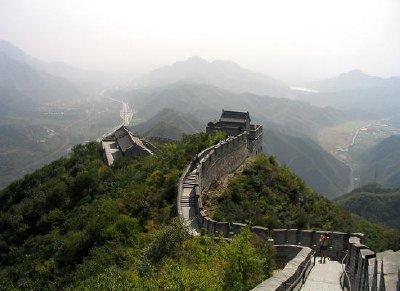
[180,170,200,234]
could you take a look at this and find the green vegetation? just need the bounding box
[335,183,400,229]
[0,133,272,290]
[209,155,400,251]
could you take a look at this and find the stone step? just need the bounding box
[181,203,196,207]
[181,197,196,201]
[183,183,197,187]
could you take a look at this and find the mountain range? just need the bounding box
[1,39,399,199]
[0,40,108,86]
[131,56,290,97]
[295,70,400,116]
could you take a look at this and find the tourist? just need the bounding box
[319,232,330,263]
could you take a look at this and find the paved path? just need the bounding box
[301,259,344,291]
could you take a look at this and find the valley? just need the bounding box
[0,99,122,189]
[318,120,400,190]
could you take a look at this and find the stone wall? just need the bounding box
[344,236,400,291]
[198,133,249,193]
[252,245,314,291]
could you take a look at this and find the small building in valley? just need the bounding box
[102,126,153,165]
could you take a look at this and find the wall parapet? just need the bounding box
[344,236,400,291]
[252,245,314,291]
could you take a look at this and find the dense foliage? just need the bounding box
[0,133,273,290]
[335,183,400,229]
[209,155,400,251]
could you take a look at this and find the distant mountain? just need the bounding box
[295,70,400,115]
[115,83,360,138]
[335,184,400,229]
[358,135,400,188]
[303,70,390,92]
[263,128,350,197]
[0,40,107,85]
[0,52,81,109]
[132,56,290,97]
[132,108,204,139]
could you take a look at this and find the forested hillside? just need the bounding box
[335,184,400,229]
[0,134,273,290]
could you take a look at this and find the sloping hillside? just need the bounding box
[132,108,204,139]
[0,135,275,290]
[263,128,350,197]
[359,135,400,188]
[335,184,400,229]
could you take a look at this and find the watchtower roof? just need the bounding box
[220,110,250,123]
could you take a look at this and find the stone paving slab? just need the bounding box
[301,259,344,291]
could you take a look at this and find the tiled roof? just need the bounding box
[220,110,249,122]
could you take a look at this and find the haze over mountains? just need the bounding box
[0,40,109,86]
[131,56,290,97]
[295,69,400,116]
[0,40,120,189]
[1,39,400,200]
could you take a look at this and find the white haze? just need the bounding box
[0,0,399,83]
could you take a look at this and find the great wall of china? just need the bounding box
[177,129,400,290]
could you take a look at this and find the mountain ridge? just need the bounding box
[132,56,290,97]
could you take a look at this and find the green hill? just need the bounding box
[335,184,400,229]
[206,155,400,251]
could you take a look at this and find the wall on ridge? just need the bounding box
[177,131,400,290]
[198,132,249,193]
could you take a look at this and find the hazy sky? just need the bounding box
[0,0,399,83]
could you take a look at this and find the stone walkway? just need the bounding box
[180,170,200,235]
[301,259,344,291]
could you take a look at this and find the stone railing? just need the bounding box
[252,245,314,291]
[344,236,400,291]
